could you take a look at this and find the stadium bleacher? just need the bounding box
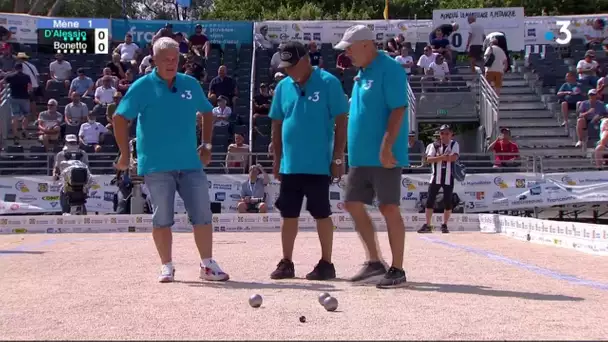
[1,23,607,176]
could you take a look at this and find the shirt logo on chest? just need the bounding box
[308,91,320,102]
[181,90,192,100]
[362,80,374,90]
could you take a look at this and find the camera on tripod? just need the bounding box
[62,164,91,215]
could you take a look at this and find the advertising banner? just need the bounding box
[254,20,434,47]
[0,13,38,44]
[111,19,253,46]
[524,15,608,45]
[2,171,608,215]
[432,7,526,52]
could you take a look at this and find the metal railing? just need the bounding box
[476,73,500,152]
[406,81,416,135]
[0,86,11,145]
[1,151,603,176]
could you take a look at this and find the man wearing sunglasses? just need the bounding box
[269,41,348,281]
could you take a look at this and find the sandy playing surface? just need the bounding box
[1,232,607,340]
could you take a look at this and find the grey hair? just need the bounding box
[47,98,58,106]
[153,37,179,56]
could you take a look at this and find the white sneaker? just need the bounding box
[200,259,229,281]
[158,263,175,283]
[575,141,583,147]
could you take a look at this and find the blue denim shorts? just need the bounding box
[10,98,30,117]
[144,169,212,227]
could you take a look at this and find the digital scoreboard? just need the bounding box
[36,18,110,55]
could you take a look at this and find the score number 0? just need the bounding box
[94,28,109,54]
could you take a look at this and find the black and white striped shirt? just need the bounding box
[426,140,460,186]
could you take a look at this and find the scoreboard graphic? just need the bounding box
[36,18,110,55]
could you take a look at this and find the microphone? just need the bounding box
[172,86,177,93]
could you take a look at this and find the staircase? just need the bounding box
[494,70,584,156]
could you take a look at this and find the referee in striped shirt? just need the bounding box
[418,124,460,234]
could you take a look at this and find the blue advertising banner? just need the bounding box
[111,19,253,46]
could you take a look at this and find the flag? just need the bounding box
[383,0,389,20]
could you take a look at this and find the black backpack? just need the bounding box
[63,150,84,161]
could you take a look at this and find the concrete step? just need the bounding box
[499,118,559,128]
[502,79,529,87]
[510,126,569,137]
[518,147,586,156]
[499,94,541,102]
[498,110,554,119]
[500,102,546,111]
[499,87,533,95]
[515,137,574,149]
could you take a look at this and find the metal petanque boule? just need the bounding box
[318,292,331,305]
[322,296,338,312]
[249,294,263,308]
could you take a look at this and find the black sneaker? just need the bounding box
[441,224,449,233]
[270,258,295,280]
[349,261,387,282]
[417,224,432,233]
[376,267,407,288]
[306,259,336,281]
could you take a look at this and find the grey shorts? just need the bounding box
[344,167,402,206]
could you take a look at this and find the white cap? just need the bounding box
[334,25,375,50]
[65,134,77,143]
[274,72,285,79]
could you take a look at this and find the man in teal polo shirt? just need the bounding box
[269,41,348,281]
[113,37,229,283]
[336,25,409,288]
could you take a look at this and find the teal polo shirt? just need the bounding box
[348,51,409,167]
[269,67,348,175]
[116,69,213,175]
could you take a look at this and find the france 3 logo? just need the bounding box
[544,21,572,45]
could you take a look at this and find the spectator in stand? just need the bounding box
[430,28,452,62]
[270,44,283,76]
[429,23,459,42]
[145,59,155,74]
[46,53,71,91]
[416,46,437,74]
[395,47,414,75]
[181,53,205,82]
[96,68,119,88]
[408,132,425,166]
[212,95,232,128]
[557,72,585,127]
[16,53,42,117]
[384,37,401,57]
[484,38,508,96]
[79,112,108,153]
[237,164,269,213]
[575,89,607,148]
[584,19,607,50]
[139,54,152,74]
[0,24,11,41]
[189,24,210,58]
[3,63,31,140]
[105,92,122,131]
[113,33,140,64]
[253,83,272,119]
[595,117,608,168]
[174,33,190,54]
[107,53,127,79]
[254,25,273,50]
[0,47,14,72]
[270,72,285,96]
[152,23,174,44]
[465,15,485,73]
[336,51,352,72]
[69,68,95,97]
[422,54,450,92]
[208,65,237,106]
[488,128,520,168]
[117,69,135,95]
[95,76,117,106]
[598,75,608,101]
[38,99,63,151]
[64,92,89,128]
[308,42,323,68]
[225,133,249,171]
[576,50,600,87]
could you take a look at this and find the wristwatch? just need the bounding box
[333,159,343,165]
[201,143,212,150]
